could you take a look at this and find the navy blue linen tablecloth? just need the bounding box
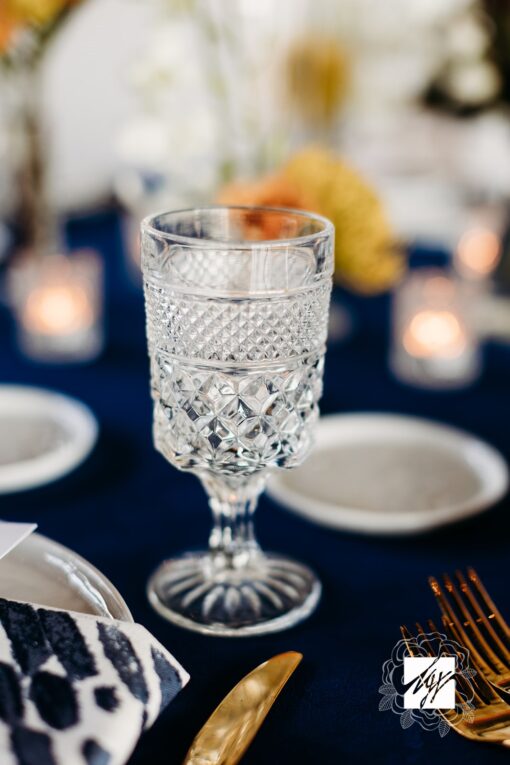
[0,211,509,765]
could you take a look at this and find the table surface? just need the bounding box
[1,211,509,765]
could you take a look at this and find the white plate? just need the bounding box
[0,385,98,494]
[267,414,509,534]
[0,532,132,621]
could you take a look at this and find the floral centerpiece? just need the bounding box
[218,147,404,295]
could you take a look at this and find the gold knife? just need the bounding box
[182,651,303,765]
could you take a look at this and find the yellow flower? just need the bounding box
[285,148,404,294]
[286,37,349,129]
[7,0,71,26]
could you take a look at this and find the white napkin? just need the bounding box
[0,599,189,765]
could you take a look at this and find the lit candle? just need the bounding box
[23,283,94,336]
[391,269,481,389]
[10,252,103,363]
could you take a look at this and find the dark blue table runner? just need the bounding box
[0,211,509,765]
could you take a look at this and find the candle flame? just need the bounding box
[403,310,467,359]
[24,284,94,335]
[457,228,501,277]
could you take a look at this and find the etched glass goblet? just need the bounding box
[142,206,334,636]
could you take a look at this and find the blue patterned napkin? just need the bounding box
[0,599,189,765]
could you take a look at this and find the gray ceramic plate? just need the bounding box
[267,413,509,535]
[0,386,98,494]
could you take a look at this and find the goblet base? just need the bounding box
[147,551,321,637]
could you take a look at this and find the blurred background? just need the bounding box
[1,0,510,438]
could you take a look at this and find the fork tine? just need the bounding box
[429,576,498,677]
[400,623,431,657]
[400,624,415,650]
[415,621,427,637]
[456,570,510,668]
[442,573,508,675]
[467,567,510,639]
[437,598,495,678]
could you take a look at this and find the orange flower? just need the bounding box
[217,174,315,240]
[0,8,20,54]
[0,0,80,54]
[217,174,312,210]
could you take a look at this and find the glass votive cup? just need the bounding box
[9,250,104,363]
[390,269,481,389]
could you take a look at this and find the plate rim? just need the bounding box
[0,385,98,494]
[267,412,509,535]
[5,531,134,622]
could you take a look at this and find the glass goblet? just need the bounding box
[142,206,334,636]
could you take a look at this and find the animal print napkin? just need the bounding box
[0,599,189,765]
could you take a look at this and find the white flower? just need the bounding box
[446,12,491,60]
[117,107,217,168]
[444,60,502,105]
[406,0,474,25]
[131,20,203,97]
[117,116,171,168]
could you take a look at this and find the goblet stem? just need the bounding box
[201,474,265,569]
[147,468,321,636]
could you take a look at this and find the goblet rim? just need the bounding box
[141,204,334,249]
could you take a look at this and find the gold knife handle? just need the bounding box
[183,652,303,765]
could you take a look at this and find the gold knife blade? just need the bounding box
[182,651,303,765]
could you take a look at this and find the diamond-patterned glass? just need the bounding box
[141,207,334,636]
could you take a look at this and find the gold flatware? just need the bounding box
[183,651,302,765]
[402,621,510,746]
[429,568,510,699]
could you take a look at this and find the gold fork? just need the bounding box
[429,568,510,699]
[401,621,510,746]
